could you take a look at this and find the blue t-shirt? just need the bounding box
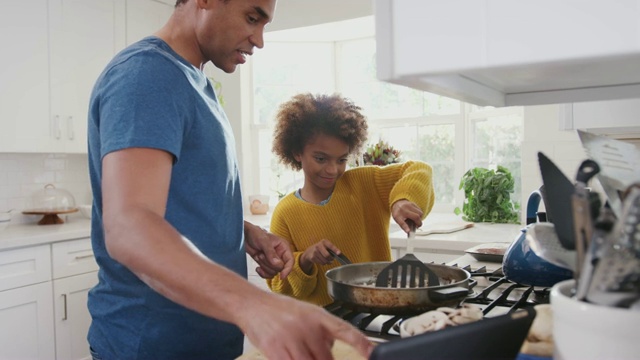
[87,37,246,359]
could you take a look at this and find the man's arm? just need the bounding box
[101,147,373,360]
[102,147,257,323]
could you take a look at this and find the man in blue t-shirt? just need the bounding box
[86,0,373,359]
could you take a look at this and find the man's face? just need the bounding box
[196,0,277,73]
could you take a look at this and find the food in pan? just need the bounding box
[399,304,483,337]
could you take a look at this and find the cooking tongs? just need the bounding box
[327,248,352,265]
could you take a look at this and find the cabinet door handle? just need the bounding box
[62,294,68,321]
[67,116,75,140]
[53,115,61,139]
[75,253,94,260]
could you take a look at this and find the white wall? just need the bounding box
[216,0,375,200]
[520,104,590,220]
[0,154,91,224]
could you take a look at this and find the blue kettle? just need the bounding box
[502,187,574,287]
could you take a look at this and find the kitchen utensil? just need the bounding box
[571,159,600,280]
[552,279,640,360]
[538,152,576,250]
[574,202,616,301]
[538,184,551,222]
[586,186,640,307]
[369,308,536,360]
[22,184,78,225]
[464,242,510,263]
[326,261,470,315]
[577,129,640,218]
[375,253,440,288]
[376,221,439,288]
[525,222,576,271]
[502,226,574,287]
[415,221,474,236]
[327,248,352,265]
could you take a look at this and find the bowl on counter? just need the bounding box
[551,279,639,360]
[248,195,269,215]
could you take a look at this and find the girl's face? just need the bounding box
[295,133,350,193]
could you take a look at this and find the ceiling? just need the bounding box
[265,16,374,42]
[266,0,373,38]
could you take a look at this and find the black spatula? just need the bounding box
[375,221,440,287]
[375,253,440,287]
[538,152,576,250]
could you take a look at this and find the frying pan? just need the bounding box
[325,261,470,315]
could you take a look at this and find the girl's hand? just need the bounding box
[392,199,424,233]
[300,239,341,274]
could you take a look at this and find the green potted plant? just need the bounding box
[454,165,520,224]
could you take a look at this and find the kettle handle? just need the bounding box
[526,189,542,225]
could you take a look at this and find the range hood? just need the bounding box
[375,0,640,107]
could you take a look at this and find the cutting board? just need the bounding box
[416,221,474,236]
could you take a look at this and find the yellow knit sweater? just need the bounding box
[267,161,435,306]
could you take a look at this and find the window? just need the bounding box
[251,20,523,213]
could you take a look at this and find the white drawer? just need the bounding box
[52,238,98,279]
[0,245,52,291]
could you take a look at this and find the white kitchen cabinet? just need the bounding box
[0,0,126,153]
[375,0,640,107]
[53,272,98,360]
[0,282,56,360]
[49,0,126,153]
[0,0,52,153]
[0,245,55,360]
[125,0,174,45]
[560,99,640,137]
[51,238,98,360]
[0,237,98,360]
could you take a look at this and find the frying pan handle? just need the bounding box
[430,286,469,302]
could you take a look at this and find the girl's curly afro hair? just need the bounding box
[272,93,369,171]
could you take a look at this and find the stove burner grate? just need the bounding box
[325,264,550,338]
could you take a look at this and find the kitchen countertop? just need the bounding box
[389,214,523,252]
[0,216,92,251]
[248,212,523,254]
[0,212,525,254]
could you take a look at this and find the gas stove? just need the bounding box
[324,254,549,343]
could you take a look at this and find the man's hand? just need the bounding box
[239,292,375,360]
[391,199,424,233]
[244,222,293,279]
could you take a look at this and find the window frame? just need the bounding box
[248,36,523,214]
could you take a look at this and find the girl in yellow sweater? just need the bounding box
[267,93,435,306]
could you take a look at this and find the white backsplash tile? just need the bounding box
[0,153,91,224]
